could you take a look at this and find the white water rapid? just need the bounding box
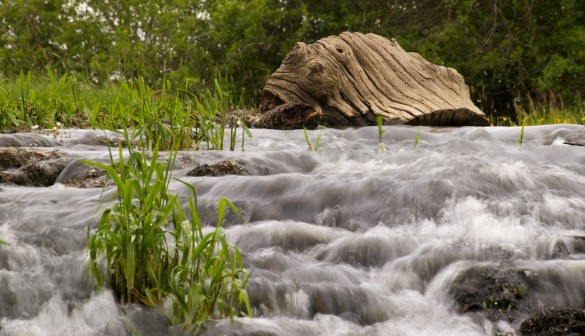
[1,125,585,335]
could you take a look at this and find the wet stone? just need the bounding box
[0,148,30,169]
[0,148,71,187]
[56,160,107,188]
[187,159,250,177]
[569,236,585,255]
[520,303,585,336]
[449,265,530,322]
[0,133,58,147]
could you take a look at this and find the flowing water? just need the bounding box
[1,125,585,335]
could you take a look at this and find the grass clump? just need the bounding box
[303,126,324,152]
[84,134,251,333]
[194,78,251,151]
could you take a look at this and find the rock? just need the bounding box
[252,32,488,129]
[552,236,585,258]
[543,127,585,146]
[22,159,71,187]
[56,160,108,188]
[187,160,249,177]
[561,128,585,146]
[449,266,530,322]
[0,133,58,147]
[0,148,71,187]
[520,303,585,336]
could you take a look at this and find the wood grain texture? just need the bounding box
[253,32,489,129]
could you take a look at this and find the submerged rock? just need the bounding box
[0,148,71,187]
[187,160,249,177]
[543,127,585,146]
[56,160,108,188]
[520,303,585,336]
[0,133,58,147]
[450,265,530,322]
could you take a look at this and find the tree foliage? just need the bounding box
[1,0,583,116]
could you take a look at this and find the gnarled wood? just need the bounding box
[253,32,489,129]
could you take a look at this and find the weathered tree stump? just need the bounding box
[252,32,489,129]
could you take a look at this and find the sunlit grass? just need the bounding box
[490,94,585,126]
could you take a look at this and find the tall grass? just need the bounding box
[194,78,251,150]
[0,69,253,151]
[490,94,585,126]
[83,133,251,333]
[515,94,584,126]
[0,67,98,130]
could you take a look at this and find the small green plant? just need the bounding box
[237,117,253,151]
[376,115,386,152]
[84,132,251,333]
[17,70,32,124]
[0,106,21,132]
[128,78,184,150]
[517,119,527,145]
[46,65,78,126]
[303,126,324,152]
[169,181,252,331]
[414,127,422,149]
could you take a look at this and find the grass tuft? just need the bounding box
[376,115,386,152]
[83,132,251,333]
[303,126,324,152]
[414,127,422,149]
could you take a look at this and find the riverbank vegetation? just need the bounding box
[0,69,251,149]
[1,0,584,124]
[1,69,584,133]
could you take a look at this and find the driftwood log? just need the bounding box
[252,32,489,129]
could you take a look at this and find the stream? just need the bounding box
[1,124,585,335]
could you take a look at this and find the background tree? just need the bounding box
[0,0,583,117]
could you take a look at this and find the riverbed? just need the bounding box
[1,124,585,335]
